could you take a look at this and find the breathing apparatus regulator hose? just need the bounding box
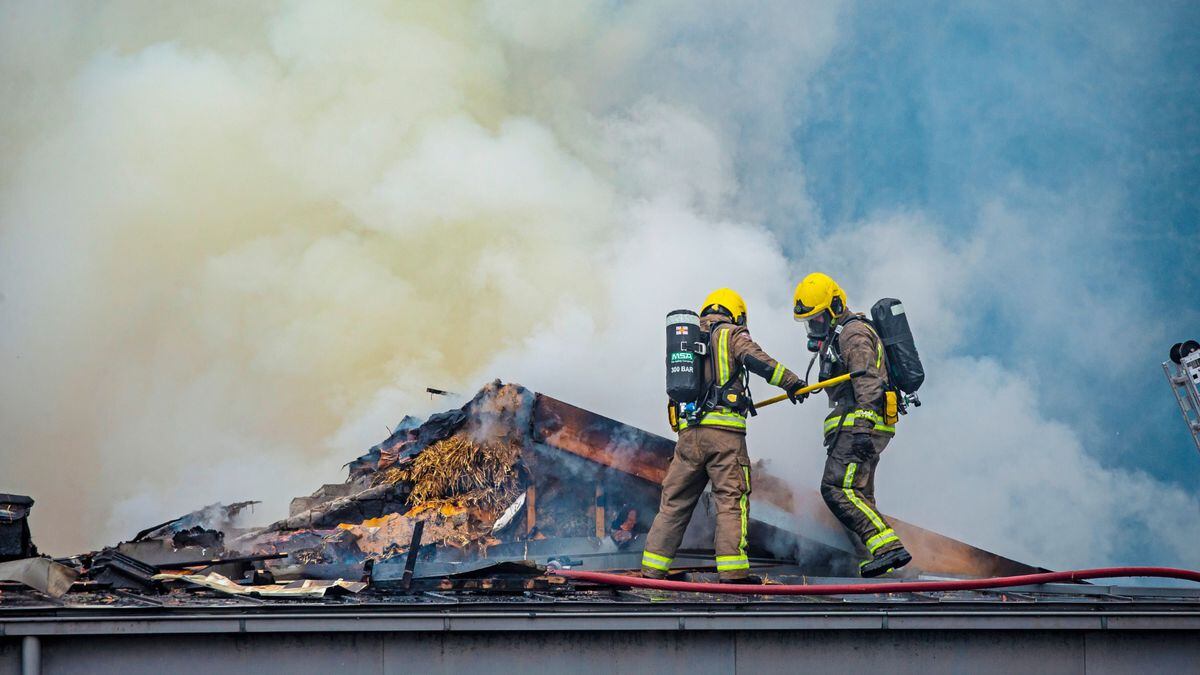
[550,566,1200,596]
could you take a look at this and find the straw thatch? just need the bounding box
[375,435,523,513]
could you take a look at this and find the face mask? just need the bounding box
[805,311,830,342]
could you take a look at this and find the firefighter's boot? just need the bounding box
[859,545,912,578]
[720,573,764,585]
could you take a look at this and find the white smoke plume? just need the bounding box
[2,1,1195,570]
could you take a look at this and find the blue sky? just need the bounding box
[789,1,1200,490]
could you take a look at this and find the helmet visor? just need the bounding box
[801,310,830,340]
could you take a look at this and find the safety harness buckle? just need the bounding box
[678,338,707,356]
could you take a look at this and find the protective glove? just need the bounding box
[787,380,809,404]
[851,431,874,460]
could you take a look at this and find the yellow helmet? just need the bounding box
[793,272,847,322]
[701,288,747,325]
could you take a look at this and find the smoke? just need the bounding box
[0,1,613,552]
[2,0,1195,571]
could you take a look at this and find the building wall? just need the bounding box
[3,630,1197,675]
[0,639,18,675]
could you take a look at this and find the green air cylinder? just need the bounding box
[666,309,706,403]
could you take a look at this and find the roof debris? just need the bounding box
[0,557,77,598]
[153,572,365,598]
[1,380,1067,607]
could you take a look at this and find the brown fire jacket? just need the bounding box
[822,313,894,437]
[681,313,802,433]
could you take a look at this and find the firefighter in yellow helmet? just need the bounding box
[643,288,809,583]
[793,273,912,577]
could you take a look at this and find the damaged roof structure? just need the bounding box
[2,381,1198,673]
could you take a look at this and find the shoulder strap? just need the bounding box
[837,314,890,389]
[832,314,878,353]
[698,323,754,417]
[839,313,872,331]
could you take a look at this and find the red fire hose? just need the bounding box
[553,566,1200,595]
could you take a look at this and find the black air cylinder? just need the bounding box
[870,298,924,393]
[666,310,705,403]
[0,494,36,562]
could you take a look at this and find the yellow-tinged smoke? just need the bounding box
[0,1,622,553]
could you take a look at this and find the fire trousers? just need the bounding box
[642,427,752,580]
[819,432,904,561]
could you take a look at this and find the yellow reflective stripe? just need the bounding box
[698,411,747,430]
[876,341,883,368]
[739,466,750,555]
[851,409,885,425]
[717,327,731,386]
[716,554,750,571]
[642,551,672,571]
[823,410,895,434]
[842,462,887,532]
[866,528,899,554]
[685,407,749,430]
[769,363,785,386]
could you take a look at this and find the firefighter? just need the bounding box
[793,272,912,577]
[643,288,808,583]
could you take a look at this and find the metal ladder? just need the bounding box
[1163,342,1200,454]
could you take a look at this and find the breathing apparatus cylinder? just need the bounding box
[666,310,706,403]
[869,298,925,394]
